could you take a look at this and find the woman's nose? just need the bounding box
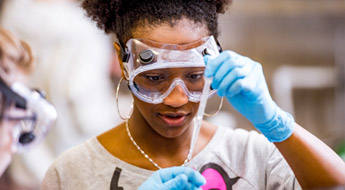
[163,85,188,107]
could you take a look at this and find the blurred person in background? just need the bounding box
[0,0,131,187]
[0,26,57,189]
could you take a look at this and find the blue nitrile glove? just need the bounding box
[204,50,294,142]
[138,166,206,190]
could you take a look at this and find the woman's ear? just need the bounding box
[113,42,127,79]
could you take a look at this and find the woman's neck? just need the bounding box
[127,110,193,158]
[100,106,217,170]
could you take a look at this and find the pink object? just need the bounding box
[201,168,227,190]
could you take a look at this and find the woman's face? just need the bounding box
[0,121,15,176]
[0,70,28,176]
[0,102,22,176]
[130,19,209,138]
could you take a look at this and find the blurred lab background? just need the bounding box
[0,0,344,189]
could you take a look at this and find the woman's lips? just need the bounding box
[159,113,187,126]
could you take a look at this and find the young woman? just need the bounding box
[0,26,201,190]
[42,0,345,189]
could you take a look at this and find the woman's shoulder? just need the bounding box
[208,125,275,155]
[194,125,277,165]
[42,136,152,189]
[210,124,258,139]
[51,137,102,166]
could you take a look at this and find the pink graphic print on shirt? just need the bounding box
[200,163,240,190]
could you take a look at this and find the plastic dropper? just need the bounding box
[187,75,213,161]
[186,47,219,163]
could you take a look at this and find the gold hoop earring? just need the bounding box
[203,97,224,117]
[116,77,134,120]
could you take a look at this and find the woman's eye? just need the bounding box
[146,75,163,81]
[188,73,204,80]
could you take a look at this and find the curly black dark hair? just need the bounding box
[82,0,232,44]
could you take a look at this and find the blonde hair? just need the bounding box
[0,27,34,76]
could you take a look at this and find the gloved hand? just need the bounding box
[138,166,206,190]
[204,50,294,142]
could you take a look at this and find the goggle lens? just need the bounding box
[123,36,220,104]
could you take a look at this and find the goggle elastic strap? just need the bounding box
[216,40,223,52]
[0,77,27,110]
[119,42,130,63]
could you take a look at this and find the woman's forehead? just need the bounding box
[131,19,209,45]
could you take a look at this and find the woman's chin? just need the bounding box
[157,122,193,138]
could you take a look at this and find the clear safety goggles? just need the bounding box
[0,77,57,152]
[120,36,221,104]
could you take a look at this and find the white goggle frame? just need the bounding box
[10,82,57,152]
[121,36,220,104]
